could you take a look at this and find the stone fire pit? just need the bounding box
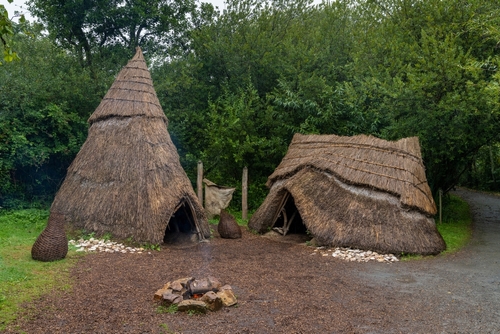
[154,277,237,313]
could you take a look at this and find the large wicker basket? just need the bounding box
[31,211,68,262]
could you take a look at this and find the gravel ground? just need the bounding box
[5,188,500,333]
[353,188,500,333]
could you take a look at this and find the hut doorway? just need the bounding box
[271,192,308,237]
[163,199,203,244]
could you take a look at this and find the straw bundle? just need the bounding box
[249,134,445,255]
[50,47,209,244]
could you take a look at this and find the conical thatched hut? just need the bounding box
[51,47,210,244]
[248,134,445,255]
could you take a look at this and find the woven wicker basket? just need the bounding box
[31,211,68,262]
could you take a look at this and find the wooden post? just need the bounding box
[438,188,443,224]
[490,146,496,186]
[242,166,248,220]
[197,161,203,207]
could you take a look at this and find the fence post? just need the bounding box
[197,161,203,207]
[490,146,496,187]
[242,166,248,220]
[438,188,443,224]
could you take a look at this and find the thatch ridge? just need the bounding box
[267,133,436,215]
[51,47,209,244]
[249,168,445,255]
[88,47,167,125]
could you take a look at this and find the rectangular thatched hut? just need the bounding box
[248,134,445,255]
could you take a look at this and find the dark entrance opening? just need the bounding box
[163,200,200,244]
[272,192,308,236]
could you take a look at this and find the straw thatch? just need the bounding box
[249,134,445,255]
[51,47,209,244]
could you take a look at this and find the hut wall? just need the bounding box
[249,168,445,255]
[51,117,209,243]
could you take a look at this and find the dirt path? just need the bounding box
[5,189,500,333]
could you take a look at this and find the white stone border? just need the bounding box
[311,246,399,263]
[68,238,148,254]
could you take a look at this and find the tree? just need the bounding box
[345,0,500,194]
[6,0,500,207]
[154,0,368,206]
[0,24,102,206]
[28,0,197,67]
[0,0,25,64]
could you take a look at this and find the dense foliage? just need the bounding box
[27,0,201,68]
[1,0,499,209]
[0,23,104,207]
[1,0,24,64]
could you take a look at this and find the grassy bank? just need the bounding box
[437,194,473,254]
[0,209,81,330]
[401,193,473,260]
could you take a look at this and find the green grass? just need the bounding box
[0,209,82,330]
[436,194,473,254]
[401,193,472,260]
[159,322,176,334]
[156,304,178,314]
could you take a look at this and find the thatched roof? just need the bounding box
[51,47,209,243]
[249,134,445,255]
[88,48,167,124]
[267,133,436,215]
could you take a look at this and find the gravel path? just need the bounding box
[355,188,500,333]
[5,188,500,333]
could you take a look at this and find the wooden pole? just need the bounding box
[439,188,442,224]
[242,166,248,220]
[490,146,496,187]
[197,161,203,207]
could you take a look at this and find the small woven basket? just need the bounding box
[31,211,68,262]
